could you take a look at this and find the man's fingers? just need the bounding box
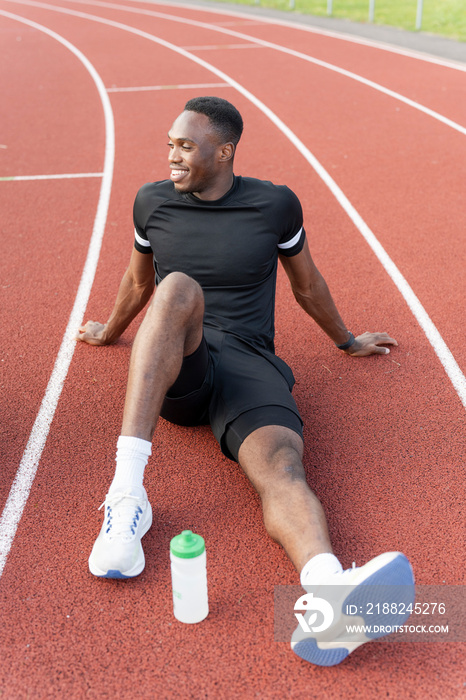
[76,322,91,341]
[364,331,398,346]
[377,336,397,347]
[349,331,398,356]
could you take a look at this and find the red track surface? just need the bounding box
[1,1,465,697]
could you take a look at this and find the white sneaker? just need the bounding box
[291,551,415,666]
[88,488,152,579]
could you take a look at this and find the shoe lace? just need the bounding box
[328,561,359,585]
[98,490,145,540]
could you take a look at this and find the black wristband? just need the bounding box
[336,332,355,350]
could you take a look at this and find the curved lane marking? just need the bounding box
[156,0,466,72]
[7,0,466,410]
[0,10,115,578]
[1,3,464,579]
[43,0,466,135]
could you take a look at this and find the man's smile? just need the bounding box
[170,168,189,182]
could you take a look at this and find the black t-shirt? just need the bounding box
[133,175,305,353]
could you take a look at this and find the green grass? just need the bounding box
[209,0,466,42]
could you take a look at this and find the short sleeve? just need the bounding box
[277,226,306,257]
[134,227,153,254]
[133,185,154,254]
[276,187,306,257]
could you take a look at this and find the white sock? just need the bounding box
[300,552,344,586]
[108,436,152,495]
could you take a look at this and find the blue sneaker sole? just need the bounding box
[96,569,133,579]
[345,553,415,639]
[293,553,414,666]
[293,639,350,666]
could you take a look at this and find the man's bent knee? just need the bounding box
[151,272,204,315]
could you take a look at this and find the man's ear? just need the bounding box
[219,142,235,162]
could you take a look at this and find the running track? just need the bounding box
[0,1,465,697]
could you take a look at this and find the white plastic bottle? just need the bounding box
[170,530,209,624]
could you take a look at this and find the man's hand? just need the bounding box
[75,250,155,348]
[345,331,398,357]
[77,320,109,346]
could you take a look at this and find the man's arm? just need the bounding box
[279,238,397,356]
[77,248,155,346]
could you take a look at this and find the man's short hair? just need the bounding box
[184,96,244,146]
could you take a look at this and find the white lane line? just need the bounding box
[0,172,103,180]
[52,0,466,136]
[181,43,264,51]
[107,81,229,92]
[5,1,466,412]
[142,0,466,73]
[0,10,114,578]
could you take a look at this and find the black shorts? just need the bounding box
[160,327,303,462]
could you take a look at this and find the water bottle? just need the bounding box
[170,530,209,624]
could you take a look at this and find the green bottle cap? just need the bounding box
[170,530,205,558]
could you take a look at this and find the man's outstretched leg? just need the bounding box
[237,425,415,666]
[89,272,205,579]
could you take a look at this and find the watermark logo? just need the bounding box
[294,592,334,633]
[275,584,464,643]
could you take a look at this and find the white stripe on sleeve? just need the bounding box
[277,227,303,250]
[134,227,151,247]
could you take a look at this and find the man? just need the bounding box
[78,96,414,666]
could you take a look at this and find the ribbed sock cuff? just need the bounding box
[116,435,152,456]
[108,436,152,494]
